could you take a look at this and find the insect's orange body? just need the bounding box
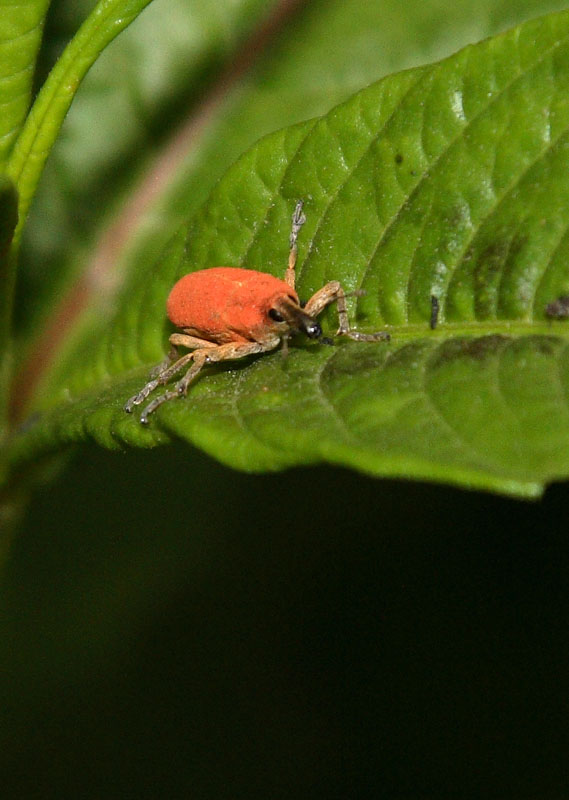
[125,201,389,423]
[167,267,299,345]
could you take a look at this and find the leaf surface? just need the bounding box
[9,11,569,497]
[19,0,565,349]
[0,0,50,166]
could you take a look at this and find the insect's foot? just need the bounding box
[139,389,179,424]
[340,330,390,342]
[125,378,162,413]
[124,395,141,413]
[366,331,390,342]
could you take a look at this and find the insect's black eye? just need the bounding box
[268,308,284,322]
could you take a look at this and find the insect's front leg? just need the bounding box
[304,281,390,342]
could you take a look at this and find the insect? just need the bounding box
[125,201,390,423]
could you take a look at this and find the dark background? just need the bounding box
[1,444,567,798]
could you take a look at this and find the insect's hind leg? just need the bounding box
[139,340,275,423]
[148,343,178,379]
[138,353,208,423]
[125,333,214,413]
[124,351,195,413]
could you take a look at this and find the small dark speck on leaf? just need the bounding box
[430,295,440,330]
[395,153,403,164]
[528,336,558,356]
[545,295,569,319]
[430,335,509,370]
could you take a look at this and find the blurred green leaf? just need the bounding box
[6,0,157,250]
[0,0,50,167]
[8,10,569,497]
[0,175,17,265]
[15,0,278,341]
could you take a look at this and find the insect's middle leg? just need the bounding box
[304,281,390,342]
[176,338,280,395]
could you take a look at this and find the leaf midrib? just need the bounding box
[383,320,569,341]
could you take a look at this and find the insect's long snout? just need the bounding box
[274,297,322,339]
[299,315,322,339]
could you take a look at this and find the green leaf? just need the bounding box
[1,0,155,454]
[20,0,564,353]
[9,10,569,497]
[0,0,50,167]
[6,0,155,251]
[13,0,277,346]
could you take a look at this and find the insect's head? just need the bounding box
[267,295,322,340]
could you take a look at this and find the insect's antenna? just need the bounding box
[285,200,306,289]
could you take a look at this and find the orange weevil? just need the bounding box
[125,201,390,423]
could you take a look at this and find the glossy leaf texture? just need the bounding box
[9,10,569,497]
